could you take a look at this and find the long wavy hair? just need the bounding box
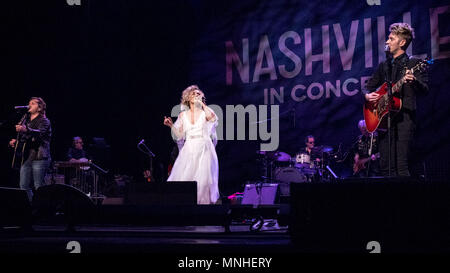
[180,85,206,110]
[30,97,47,117]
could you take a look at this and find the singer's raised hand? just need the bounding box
[194,96,205,108]
[163,116,173,127]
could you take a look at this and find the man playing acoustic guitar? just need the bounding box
[364,23,428,177]
[9,97,52,201]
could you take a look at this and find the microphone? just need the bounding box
[138,139,145,145]
[384,45,392,59]
[14,106,29,110]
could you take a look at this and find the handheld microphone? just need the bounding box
[14,106,29,110]
[138,139,145,145]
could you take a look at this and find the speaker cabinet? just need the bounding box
[0,187,32,229]
[32,184,95,226]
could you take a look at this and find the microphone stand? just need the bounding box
[291,107,296,129]
[385,52,393,177]
[137,140,156,182]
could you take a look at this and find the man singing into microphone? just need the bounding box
[364,23,428,177]
[9,97,51,201]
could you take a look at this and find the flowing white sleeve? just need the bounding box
[171,112,185,142]
[206,108,219,147]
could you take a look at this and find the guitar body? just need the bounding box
[353,153,380,175]
[353,157,371,174]
[363,82,402,133]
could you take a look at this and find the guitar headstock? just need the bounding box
[414,57,434,72]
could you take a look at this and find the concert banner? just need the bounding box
[185,0,450,184]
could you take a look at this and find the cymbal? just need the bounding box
[311,145,333,153]
[257,150,291,162]
[273,151,291,162]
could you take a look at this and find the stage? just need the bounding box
[0,224,291,254]
[1,177,449,254]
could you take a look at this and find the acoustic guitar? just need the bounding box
[363,58,433,133]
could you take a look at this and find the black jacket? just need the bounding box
[365,53,429,112]
[19,114,52,161]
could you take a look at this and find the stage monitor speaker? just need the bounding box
[289,178,450,252]
[0,187,32,229]
[32,184,96,226]
[126,181,197,205]
[241,183,279,206]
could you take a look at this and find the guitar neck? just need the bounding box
[391,65,420,94]
[391,79,404,94]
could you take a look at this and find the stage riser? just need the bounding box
[289,178,450,252]
[126,182,197,205]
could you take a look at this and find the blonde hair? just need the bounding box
[389,23,415,50]
[180,85,205,109]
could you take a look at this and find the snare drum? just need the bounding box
[295,153,310,164]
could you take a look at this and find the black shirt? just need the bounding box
[67,147,89,160]
[353,134,378,158]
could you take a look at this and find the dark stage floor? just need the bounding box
[0,223,292,254]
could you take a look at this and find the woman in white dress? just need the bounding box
[163,85,219,204]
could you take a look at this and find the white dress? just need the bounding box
[167,109,219,204]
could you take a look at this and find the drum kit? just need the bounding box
[257,146,337,195]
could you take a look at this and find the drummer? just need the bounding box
[302,135,321,163]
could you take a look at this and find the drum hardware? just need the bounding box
[256,144,340,188]
[257,150,292,182]
[325,165,339,179]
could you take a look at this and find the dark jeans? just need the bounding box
[378,111,414,177]
[19,158,50,201]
